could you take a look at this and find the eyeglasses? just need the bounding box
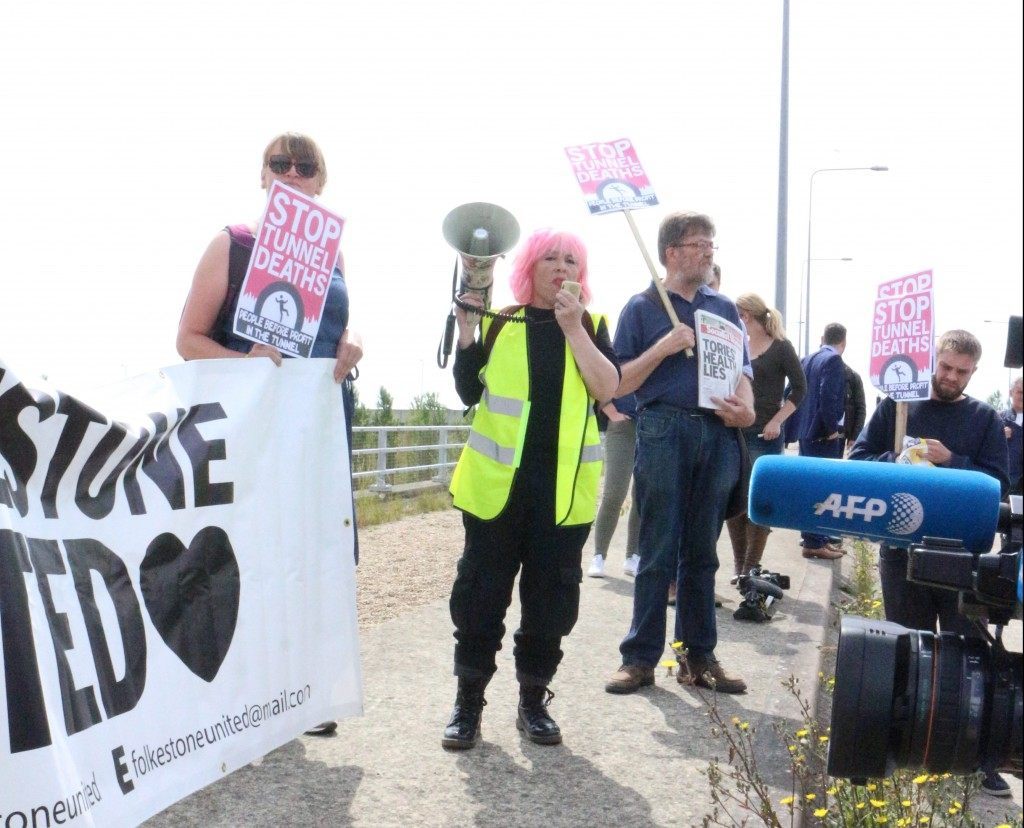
[671,240,718,252]
[267,155,319,178]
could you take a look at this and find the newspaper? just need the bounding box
[695,310,744,409]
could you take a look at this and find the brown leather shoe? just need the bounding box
[680,656,747,694]
[605,664,655,694]
[802,546,843,560]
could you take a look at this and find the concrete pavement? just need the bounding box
[145,514,1022,826]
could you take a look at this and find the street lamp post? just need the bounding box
[804,165,888,355]
[798,257,852,354]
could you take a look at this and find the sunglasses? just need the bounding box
[267,155,319,178]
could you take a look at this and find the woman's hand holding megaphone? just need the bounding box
[455,293,485,348]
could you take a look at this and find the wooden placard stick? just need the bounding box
[622,209,694,358]
[893,400,908,454]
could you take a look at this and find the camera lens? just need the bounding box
[827,616,1023,779]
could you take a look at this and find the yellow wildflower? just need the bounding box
[780,796,794,806]
[866,783,878,791]
[788,745,797,753]
[819,735,829,743]
[814,808,828,818]
[826,787,837,795]
[870,799,886,808]
[739,721,749,731]
[918,818,929,825]
[912,774,929,785]
[796,728,809,738]
[731,716,741,725]
[901,800,911,807]
[874,817,889,825]
[856,802,866,810]
[806,793,816,801]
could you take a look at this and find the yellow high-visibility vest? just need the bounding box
[450,309,604,524]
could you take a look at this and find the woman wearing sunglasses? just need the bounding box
[177,132,362,384]
[177,134,362,737]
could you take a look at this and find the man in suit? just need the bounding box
[790,323,847,558]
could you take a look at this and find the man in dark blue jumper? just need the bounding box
[849,329,1010,796]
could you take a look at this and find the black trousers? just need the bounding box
[878,544,976,637]
[449,483,589,685]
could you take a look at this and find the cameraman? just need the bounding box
[849,329,1011,796]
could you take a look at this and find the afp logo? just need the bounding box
[815,492,924,536]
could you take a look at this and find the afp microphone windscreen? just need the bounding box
[748,455,1002,552]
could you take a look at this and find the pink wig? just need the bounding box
[508,229,591,306]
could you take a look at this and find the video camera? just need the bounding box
[734,566,790,623]
[748,315,1024,781]
[827,501,1022,781]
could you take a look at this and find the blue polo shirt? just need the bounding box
[614,283,752,411]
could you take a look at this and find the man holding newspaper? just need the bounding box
[605,212,755,696]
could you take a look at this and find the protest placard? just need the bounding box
[231,181,345,358]
[564,138,659,214]
[695,310,744,409]
[870,269,934,401]
[0,358,361,826]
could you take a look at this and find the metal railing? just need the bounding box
[351,424,470,492]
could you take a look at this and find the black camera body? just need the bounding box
[827,506,1023,781]
[733,566,790,623]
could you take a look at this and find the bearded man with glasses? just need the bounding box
[605,212,755,696]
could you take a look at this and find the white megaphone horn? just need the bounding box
[442,202,520,311]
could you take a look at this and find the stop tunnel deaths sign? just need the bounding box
[231,181,345,358]
[870,269,934,401]
[564,138,659,214]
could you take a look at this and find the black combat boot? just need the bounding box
[516,685,562,745]
[441,677,488,750]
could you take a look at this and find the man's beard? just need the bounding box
[931,375,966,402]
[685,263,714,286]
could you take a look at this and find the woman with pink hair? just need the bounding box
[442,228,619,750]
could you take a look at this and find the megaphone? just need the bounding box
[442,202,520,312]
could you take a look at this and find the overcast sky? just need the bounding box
[2,0,1021,410]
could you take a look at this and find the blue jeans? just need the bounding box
[619,405,740,666]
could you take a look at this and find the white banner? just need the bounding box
[0,358,362,826]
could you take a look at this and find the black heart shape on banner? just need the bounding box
[140,527,240,682]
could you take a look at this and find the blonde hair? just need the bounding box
[736,293,786,340]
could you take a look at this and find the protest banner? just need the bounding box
[695,310,744,409]
[0,358,361,826]
[564,138,659,215]
[869,269,934,402]
[564,137,691,355]
[231,181,345,358]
